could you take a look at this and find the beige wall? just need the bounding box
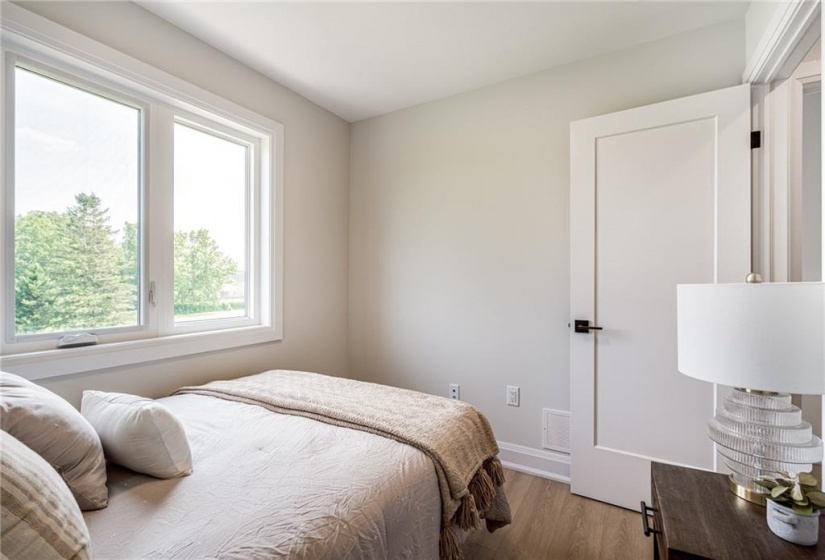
[349,21,745,449]
[15,2,351,406]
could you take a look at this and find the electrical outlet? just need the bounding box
[506,385,520,407]
[449,384,460,400]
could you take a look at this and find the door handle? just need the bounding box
[573,319,603,333]
[640,501,658,537]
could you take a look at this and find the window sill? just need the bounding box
[0,325,282,380]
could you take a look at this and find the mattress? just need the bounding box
[83,393,441,559]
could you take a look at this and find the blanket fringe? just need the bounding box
[469,467,495,512]
[484,457,506,487]
[439,525,462,560]
[456,493,480,531]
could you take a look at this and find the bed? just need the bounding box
[85,392,444,558]
[0,372,510,559]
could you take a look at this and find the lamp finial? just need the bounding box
[745,272,763,284]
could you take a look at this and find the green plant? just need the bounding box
[756,472,825,515]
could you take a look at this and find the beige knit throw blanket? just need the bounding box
[175,370,511,560]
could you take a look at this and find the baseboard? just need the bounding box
[497,441,571,484]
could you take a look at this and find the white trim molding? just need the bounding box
[753,58,822,283]
[743,1,821,85]
[788,59,821,282]
[497,441,571,484]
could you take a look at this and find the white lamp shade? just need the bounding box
[677,282,825,394]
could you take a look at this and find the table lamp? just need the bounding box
[676,277,825,505]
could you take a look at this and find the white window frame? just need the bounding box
[6,56,151,343]
[167,114,261,335]
[0,5,284,380]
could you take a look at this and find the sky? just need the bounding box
[15,67,248,269]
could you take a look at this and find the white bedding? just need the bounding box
[83,393,441,559]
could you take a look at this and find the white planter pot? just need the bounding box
[766,499,820,546]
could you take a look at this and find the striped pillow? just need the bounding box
[1,431,92,560]
[0,372,107,510]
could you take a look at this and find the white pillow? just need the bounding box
[0,372,107,511]
[81,391,193,479]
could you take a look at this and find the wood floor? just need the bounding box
[463,469,653,560]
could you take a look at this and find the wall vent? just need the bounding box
[542,408,571,454]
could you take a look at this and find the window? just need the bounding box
[173,121,251,325]
[14,66,141,337]
[1,23,283,378]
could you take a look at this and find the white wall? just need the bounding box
[349,21,745,450]
[14,2,351,406]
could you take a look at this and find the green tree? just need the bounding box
[58,193,135,330]
[174,229,237,315]
[14,195,238,334]
[15,211,68,334]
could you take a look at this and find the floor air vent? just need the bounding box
[542,408,570,454]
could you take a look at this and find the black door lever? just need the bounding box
[574,319,603,333]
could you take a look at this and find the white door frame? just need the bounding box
[748,2,820,281]
[747,1,821,439]
[788,59,821,283]
[743,1,820,86]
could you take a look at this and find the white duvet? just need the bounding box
[83,393,441,559]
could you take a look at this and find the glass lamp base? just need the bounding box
[710,388,823,506]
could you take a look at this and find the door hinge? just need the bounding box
[751,131,761,149]
[148,280,156,307]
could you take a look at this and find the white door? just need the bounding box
[570,84,751,510]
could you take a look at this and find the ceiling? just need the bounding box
[139,2,750,123]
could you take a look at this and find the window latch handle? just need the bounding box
[148,280,156,307]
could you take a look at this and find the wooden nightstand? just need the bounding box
[643,462,825,559]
